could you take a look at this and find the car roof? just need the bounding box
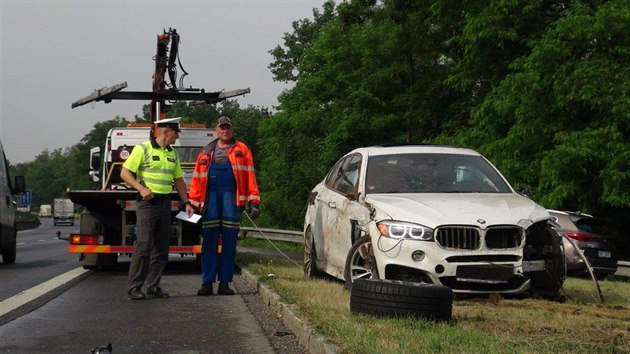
[547,209,594,218]
[349,145,482,157]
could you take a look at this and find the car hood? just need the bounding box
[365,193,549,229]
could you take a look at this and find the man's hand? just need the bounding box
[247,203,260,219]
[184,202,195,217]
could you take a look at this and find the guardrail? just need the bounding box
[240,227,303,243]
[239,227,630,277]
[617,261,630,277]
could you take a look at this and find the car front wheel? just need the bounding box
[344,235,379,288]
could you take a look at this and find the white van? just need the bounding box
[0,139,25,264]
[39,204,52,217]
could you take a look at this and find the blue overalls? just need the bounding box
[200,159,241,283]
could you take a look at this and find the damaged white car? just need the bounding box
[304,146,565,299]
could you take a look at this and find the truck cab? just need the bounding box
[89,123,216,190]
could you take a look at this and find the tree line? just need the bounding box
[9,0,629,257]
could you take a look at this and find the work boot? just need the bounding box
[147,286,170,298]
[218,281,235,295]
[197,282,213,296]
[127,287,146,300]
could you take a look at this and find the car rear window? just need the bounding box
[574,218,611,235]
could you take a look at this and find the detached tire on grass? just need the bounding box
[350,279,453,322]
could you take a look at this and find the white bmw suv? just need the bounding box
[304,145,564,299]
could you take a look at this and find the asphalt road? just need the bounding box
[0,219,309,353]
[0,217,79,301]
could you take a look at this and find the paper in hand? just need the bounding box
[176,211,202,223]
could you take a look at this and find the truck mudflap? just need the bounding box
[69,245,201,253]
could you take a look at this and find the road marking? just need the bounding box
[0,267,90,318]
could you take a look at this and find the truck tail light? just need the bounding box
[70,234,103,245]
[565,232,595,242]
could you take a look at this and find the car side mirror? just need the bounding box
[515,184,532,198]
[346,190,360,201]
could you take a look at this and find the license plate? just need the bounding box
[598,250,611,258]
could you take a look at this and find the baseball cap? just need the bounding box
[216,116,232,126]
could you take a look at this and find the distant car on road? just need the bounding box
[39,204,52,218]
[304,145,565,299]
[548,210,618,278]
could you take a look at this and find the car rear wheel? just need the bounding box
[304,227,322,278]
[350,278,453,321]
[344,235,379,288]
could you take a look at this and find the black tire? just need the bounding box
[195,253,202,271]
[530,228,566,300]
[303,227,321,278]
[351,278,453,322]
[344,235,379,288]
[2,229,17,264]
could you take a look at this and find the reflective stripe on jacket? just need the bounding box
[188,139,260,211]
[122,139,183,194]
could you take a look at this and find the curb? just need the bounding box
[0,267,92,326]
[240,267,340,354]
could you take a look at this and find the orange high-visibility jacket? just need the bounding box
[188,139,260,212]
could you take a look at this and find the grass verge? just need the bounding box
[237,252,630,354]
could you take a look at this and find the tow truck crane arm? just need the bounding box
[71,28,250,124]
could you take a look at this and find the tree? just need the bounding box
[260,0,461,227]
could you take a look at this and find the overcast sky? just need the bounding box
[1,0,323,163]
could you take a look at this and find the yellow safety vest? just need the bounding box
[123,140,183,194]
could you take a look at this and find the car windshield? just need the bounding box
[365,153,512,194]
[173,147,202,164]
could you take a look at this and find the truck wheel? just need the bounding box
[195,253,202,270]
[2,230,17,264]
[344,236,379,289]
[350,278,453,322]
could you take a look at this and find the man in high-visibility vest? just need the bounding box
[121,117,190,300]
[185,116,260,296]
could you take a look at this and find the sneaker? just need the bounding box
[127,288,146,300]
[147,287,170,298]
[197,282,213,296]
[218,281,235,295]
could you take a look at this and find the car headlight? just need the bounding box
[376,221,434,241]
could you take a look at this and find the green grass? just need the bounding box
[17,210,38,222]
[237,252,630,354]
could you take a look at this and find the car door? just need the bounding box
[317,153,365,276]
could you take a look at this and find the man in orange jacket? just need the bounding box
[185,116,260,295]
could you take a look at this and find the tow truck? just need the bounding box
[68,28,249,268]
